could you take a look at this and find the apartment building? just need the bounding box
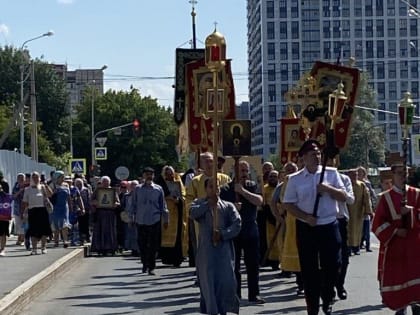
[51,64,106,115]
[247,0,420,159]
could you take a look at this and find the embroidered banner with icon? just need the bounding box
[185,58,236,152]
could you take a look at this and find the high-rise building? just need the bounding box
[236,101,250,120]
[51,64,106,116]
[247,0,420,159]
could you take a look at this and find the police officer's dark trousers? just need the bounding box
[296,220,341,315]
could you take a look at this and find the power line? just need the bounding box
[355,104,420,120]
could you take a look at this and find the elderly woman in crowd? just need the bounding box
[22,172,52,255]
[50,171,72,248]
[91,176,120,256]
[74,178,91,245]
[121,180,140,256]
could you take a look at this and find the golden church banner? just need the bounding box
[185,58,236,152]
[310,61,360,149]
[280,61,361,163]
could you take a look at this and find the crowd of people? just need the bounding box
[0,170,92,255]
[0,139,419,315]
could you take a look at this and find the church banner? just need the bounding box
[280,118,302,164]
[186,58,236,152]
[280,61,360,163]
[310,61,360,149]
[174,48,205,126]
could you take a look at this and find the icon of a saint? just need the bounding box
[287,129,301,149]
[101,193,110,205]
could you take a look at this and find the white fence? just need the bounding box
[0,150,55,186]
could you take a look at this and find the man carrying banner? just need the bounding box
[282,140,346,315]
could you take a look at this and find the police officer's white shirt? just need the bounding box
[283,165,345,225]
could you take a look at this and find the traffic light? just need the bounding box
[133,118,141,137]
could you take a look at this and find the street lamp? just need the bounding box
[398,91,415,207]
[328,82,347,130]
[398,91,415,165]
[91,65,108,168]
[19,31,54,156]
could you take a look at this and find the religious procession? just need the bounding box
[0,29,419,315]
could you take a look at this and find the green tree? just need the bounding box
[0,46,68,163]
[0,46,26,150]
[34,61,68,154]
[268,153,283,170]
[72,88,180,180]
[340,73,386,169]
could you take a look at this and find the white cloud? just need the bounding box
[0,24,9,37]
[57,0,75,4]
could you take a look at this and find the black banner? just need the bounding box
[174,48,205,125]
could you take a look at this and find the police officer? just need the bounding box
[283,140,346,315]
[220,160,265,304]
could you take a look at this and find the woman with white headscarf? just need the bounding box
[90,176,120,256]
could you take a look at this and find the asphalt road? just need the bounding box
[20,238,397,315]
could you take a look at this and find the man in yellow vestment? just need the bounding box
[347,169,372,255]
[262,170,280,269]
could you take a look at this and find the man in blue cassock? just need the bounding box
[190,178,241,315]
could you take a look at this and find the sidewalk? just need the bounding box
[0,235,84,315]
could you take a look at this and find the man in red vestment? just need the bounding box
[372,164,420,315]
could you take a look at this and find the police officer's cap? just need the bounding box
[298,139,321,157]
[143,167,155,174]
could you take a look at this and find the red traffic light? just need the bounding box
[133,118,141,136]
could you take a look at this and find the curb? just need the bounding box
[0,248,84,315]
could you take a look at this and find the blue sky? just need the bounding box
[0,0,249,106]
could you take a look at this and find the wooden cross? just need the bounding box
[189,0,197,10]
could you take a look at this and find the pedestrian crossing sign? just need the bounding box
[69,158,87,175]
[95,147,107,160]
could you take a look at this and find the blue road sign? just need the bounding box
[69,158,87,175]
[95,147,107,160]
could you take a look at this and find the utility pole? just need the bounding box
[30,61,38,161]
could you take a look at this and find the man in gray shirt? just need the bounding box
[129,167,169,275]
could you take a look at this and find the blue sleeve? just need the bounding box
[271,185,282,205]
[190,199,209,221]
[220,202,242,241]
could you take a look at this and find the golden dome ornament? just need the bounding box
[205,26,226,71]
